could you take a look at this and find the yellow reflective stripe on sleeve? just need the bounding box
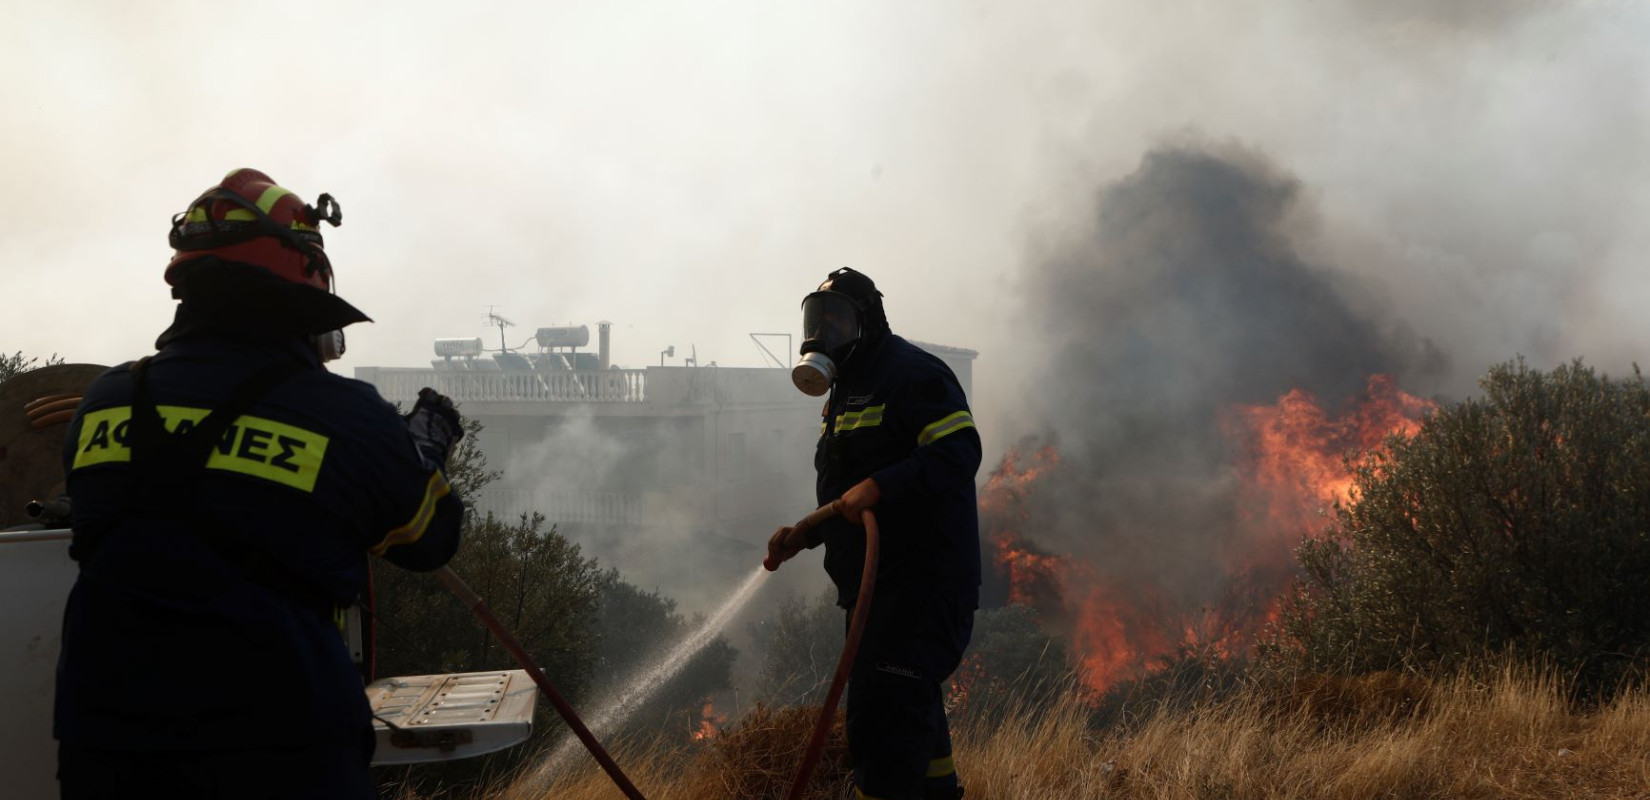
[916,410,975,446]
[71,405,329,492]
[371,470,451,555]
[927,754,957,778]
[833,404,886,433]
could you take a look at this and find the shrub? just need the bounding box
[747,590,845,707]
[0,350,63,383]
[950,604,1074,722]
[1277,359,1650,696]
[586,570,738,744]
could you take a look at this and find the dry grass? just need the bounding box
[404,666,1650,800]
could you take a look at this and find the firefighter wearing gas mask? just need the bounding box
[768,267,982,800]
[54,169,466,799]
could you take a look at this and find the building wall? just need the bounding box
[356,348,976,608]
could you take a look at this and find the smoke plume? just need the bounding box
[988,139,1441,619]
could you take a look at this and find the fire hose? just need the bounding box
[432,500,879,800]
[24,393,82,429]
[434,566,647,800]
[780,503,881,800]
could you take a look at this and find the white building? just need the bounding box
[354,324,976,607]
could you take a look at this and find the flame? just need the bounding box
[1229,374,1433,542]
[690,700,725,742]
[979,375,1432,696]
[980,445,1063,607]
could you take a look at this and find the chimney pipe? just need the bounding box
[598,321,612,370]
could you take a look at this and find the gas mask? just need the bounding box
[309,266,347,362]
[792,291,862,396]
[312,329,346,362]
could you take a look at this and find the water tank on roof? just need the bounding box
[434,338,484,358]
[535,326,590,349]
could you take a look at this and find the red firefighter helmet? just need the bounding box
[165,168,342,291]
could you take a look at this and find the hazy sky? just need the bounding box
[5,0,1647,459]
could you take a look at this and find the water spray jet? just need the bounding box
[527,564,771,787]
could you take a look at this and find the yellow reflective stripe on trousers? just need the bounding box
[927,754,956,778]
[834,404,886,432]
[371,470,451,555]
[916,410,975,446]
[71,405,330,492]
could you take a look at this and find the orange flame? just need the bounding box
[690,700,725,742]
[1229,374,1433,542]
[979,375,1432,696]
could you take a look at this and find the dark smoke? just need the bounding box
[991,140,1444,610]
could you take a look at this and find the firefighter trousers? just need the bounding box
[845,586,975,800]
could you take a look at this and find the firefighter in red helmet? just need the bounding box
[54,169,465,799]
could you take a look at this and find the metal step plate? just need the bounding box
[367,669,537,764]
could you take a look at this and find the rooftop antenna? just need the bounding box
[749,333,793,368]
[487,308,516,353]
[685,344,697,368]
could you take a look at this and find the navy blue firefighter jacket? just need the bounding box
[811,334,981,608]
[54,336,463,751]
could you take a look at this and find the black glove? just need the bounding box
[405,387,463,468]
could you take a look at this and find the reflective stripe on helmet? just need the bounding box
[253,184,292,214]
[167,168,340,289]
[185,206,257,223]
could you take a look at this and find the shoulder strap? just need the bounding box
[129,358,302,499]
[110,359,340,618]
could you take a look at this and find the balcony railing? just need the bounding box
[361,368,647,405]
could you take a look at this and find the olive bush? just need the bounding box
[1277,360,1650,695]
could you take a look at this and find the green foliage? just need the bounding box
[1275,359,1650,696]
[0,350,64,383]
[587,569,738,743]
[371,511,604,796]
[445,415,500,502]
[748,595,1075,721]
[370,410,734,794]
[951,604,1074,722]
[374,511,604,693]
[747,590,844,706]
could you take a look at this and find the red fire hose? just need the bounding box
[435,566,647,800]
[783,505,880,800]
